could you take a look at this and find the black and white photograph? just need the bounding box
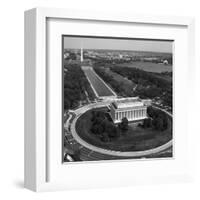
[63,36,173,162]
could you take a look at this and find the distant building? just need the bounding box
[110,97,151,123]
[163,60,169,65]
[64,52,70,59]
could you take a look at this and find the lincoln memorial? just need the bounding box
[109,97,151,123]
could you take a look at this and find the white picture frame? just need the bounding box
[24,7,195,192]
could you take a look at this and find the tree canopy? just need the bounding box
[118,117,129,131]
[90,111,119,142]
[64,64,95,110]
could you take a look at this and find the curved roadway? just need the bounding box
[70,102,173,158]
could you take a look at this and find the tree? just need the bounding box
[143,118,152,128]
[153,116,164,131]
[91,124,104,135]
[104,121,118,138]
[90,110,120,141]
[69,52,77,60]
[119,117,129,131]
[146,107,168,131]
[147,106,156,118]
[64,99,70,110]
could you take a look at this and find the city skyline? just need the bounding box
[64,36,173,53]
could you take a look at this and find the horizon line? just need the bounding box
[64,48,173,54]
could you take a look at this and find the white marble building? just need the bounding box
[110,97,151,123]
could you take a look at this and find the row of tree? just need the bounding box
[141,106,169,131]
[64,64,95,110]
[111,66,170,90]
[110,66,172,108]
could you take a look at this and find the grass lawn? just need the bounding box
[103,67,136,96]
[116,61,172,73]
[75,108,172,152]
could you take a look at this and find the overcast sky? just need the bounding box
[64,36,173,53]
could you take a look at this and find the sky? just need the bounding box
[63,36,173,53]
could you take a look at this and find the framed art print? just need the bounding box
[62,35,173,162]
[25,8,195,191]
